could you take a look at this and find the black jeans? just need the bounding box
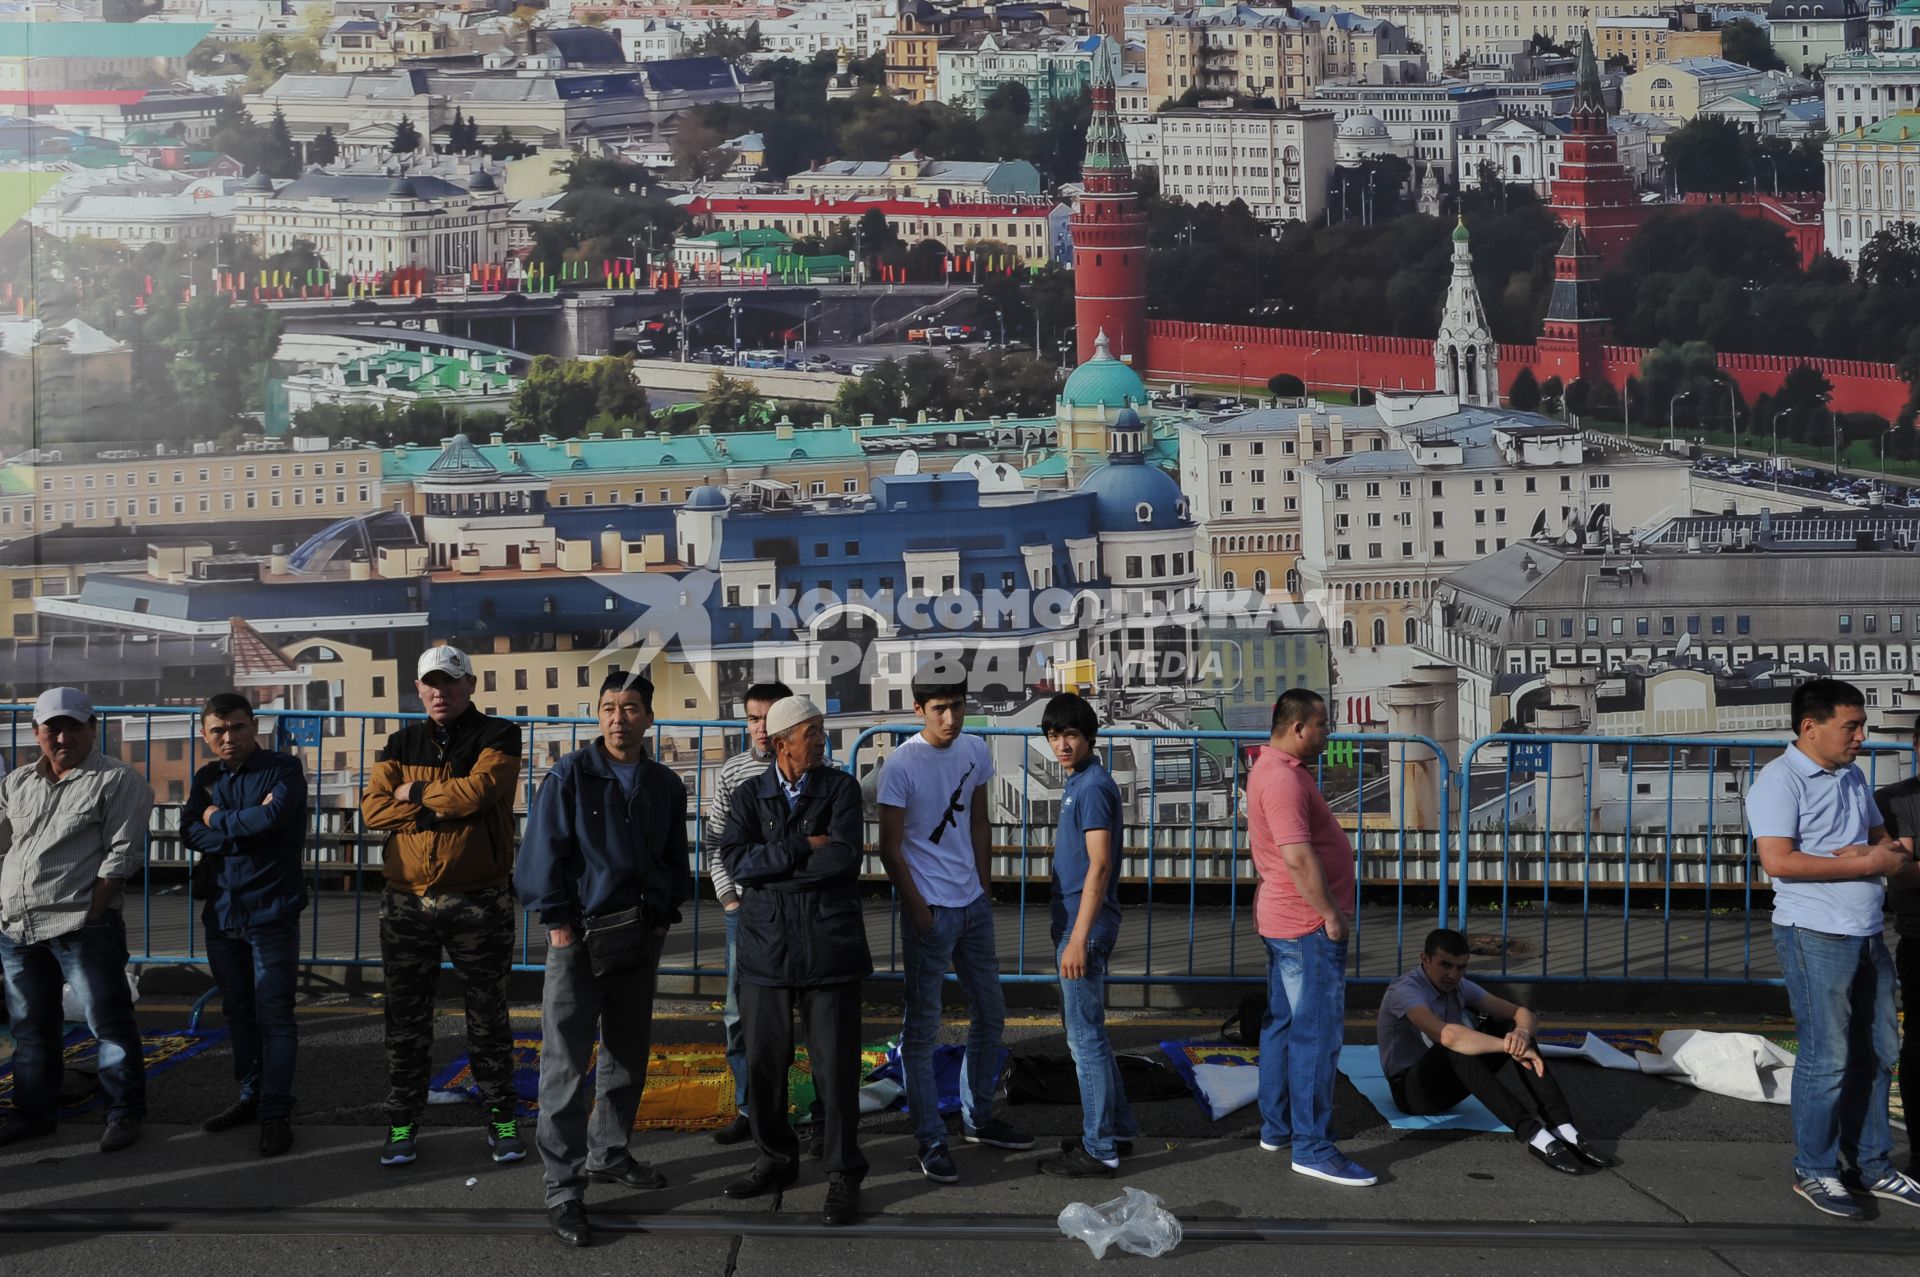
[1389,1018,1574,1143]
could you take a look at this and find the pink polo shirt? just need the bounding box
[1247,746,1356,940]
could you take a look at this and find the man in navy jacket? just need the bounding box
[718,695,871,1227]
[181,693,309,1158]
[515,671,693,1248]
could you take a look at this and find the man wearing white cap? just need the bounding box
[0,688,154,1152]
[718,696,872,1227]
[361,645,525,1169]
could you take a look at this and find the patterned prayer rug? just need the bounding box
[0,1026,229,1117]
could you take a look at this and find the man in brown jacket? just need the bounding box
[361,645,525,1168]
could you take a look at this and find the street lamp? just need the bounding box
[728,295,742,364]
[1668,390,1690,450]
[1715,376,1738,459]
[1771,405,1793,471]
[996,307,1006,347]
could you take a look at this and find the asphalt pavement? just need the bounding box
[2,993,1914,1274]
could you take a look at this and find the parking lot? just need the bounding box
[1691,454,1918,508]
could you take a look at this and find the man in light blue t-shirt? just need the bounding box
[1747,678,1919,1220]
[877,672,1032,1185]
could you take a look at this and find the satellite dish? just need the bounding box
[1674,632,1693,659]
[954,453,991,477]
[1562,521,1582,547]
[894,449,920,475]
[975,461,1025,494]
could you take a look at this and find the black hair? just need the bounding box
[1423,928,1470,958]
[599,670,655,711]
[1041,692,1099,741]
[1791,678,1864,735]
[201,692,256,721]
[911,678,968,709]
[1271,687,1325,735]
[744,681,793,707]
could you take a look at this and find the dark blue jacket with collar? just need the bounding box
[719,762,871,988]
[514,740,694,932]
[181,747,310,931]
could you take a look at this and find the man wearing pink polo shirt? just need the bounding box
[1247,689,1374,1187]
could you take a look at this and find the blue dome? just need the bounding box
[1080,457,1187,531]
[1060,331,1146,409]
[685,485,728,510]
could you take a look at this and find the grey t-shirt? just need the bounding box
[1375,966,1490,1079]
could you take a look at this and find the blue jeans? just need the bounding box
[722,905,748,1115]
[900,895,1005,1147]
[0,910,147,1125]
[1053,902,1138,1162]
[1257,929,1347,1164]
[203,911,302,1121]
[1773,924,1899,1180]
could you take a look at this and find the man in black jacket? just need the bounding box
[515,672,693,1248]
[718,695,871,1226]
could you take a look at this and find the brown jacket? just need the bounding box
[360,706,522,894]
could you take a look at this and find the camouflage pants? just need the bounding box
[378,885,516,1120]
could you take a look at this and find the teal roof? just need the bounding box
[1020,453,1069,478]
[332,349,515,395]
[382,417,1060,480]
[1059,332,1145,409]
[0,23,213,59]
[690,228,793,249]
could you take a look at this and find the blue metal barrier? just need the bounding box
[1454,732,1909,987]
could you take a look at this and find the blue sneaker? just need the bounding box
[1863,1170,1920,1211]
[918,1141,960,1184]
[1795,1173,1863,1219]
[962,1118,1035,1150]
[1291,1152,1378,1187]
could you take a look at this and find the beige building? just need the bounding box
[1621,55,1766,122]
[1594,12,1726,69]
[1345,1,1664,71]
[323,18,452,72]
[0,318,133,464]
[0,441,384,536]
[683,194,1072,264]
[1155,105,1336,223]
[1178,401,1394,606]
[233,170,512,277]
[1822,112,1920,265]
[787,153,1043,202]
[1146,9,1409,107]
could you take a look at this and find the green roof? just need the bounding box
[382,416,1057,480]
[330,349,516,395]
[1060,332,1145,408]
[1852,113,1920,143]
[0,23,213,59]
[690,228,793,249]
[1020,453,1069,478]
[0,171,60,234]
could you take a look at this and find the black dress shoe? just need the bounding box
[712,1114,752,1145]
[1058,1137,1134,1157]
[259,1119,294,1158]
[547,1201,591,1248]
[723,1163,798,1199]
[823,1173,860,1226]
[1527,1137,1584,1175]
[1038,1144,1118,1178]
[808,1127,824,1159]
[98,1117,141,1154]
[587,1158,669,1190]
[1570,1140,1615,1169]
[202,1099,258,1134]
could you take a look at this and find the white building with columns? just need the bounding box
[232,168,512,277]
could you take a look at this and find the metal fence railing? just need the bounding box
[3,705,1901,989]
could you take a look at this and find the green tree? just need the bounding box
[1267,372,1306,397]
[391,115,422,154]
[698,370,763,430]
[1860,222,1920,288]
[1721,18,1786,72]
[691,21,763,60]
[1539,374,1564,415]
[489,128,535,161]
[1664,117,1750,193]
[1507,367,1541,411]
[508,356,657,437]
[265,109,300,178]
[983,81,1031,121]
[166,295,285,428]
[310,125,339,166]
[1564,377,1591,418]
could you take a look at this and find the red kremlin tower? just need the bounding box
[1546,31,1646,269]
[1532,222,1613,389]
[1071,38,1147,366]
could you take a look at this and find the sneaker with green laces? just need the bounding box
[486,1108,526,1164]
[380,1121,418,1167]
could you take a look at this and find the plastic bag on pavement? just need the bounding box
[1058,1187,1183,1260]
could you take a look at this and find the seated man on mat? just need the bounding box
[1376,928,1614,1175]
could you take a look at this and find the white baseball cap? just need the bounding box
[765,695,825,738]
[32,686,95,725]
[416,645,474,681]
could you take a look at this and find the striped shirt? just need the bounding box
[704,747,771,903]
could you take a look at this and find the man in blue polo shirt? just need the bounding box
[1034,693,1139,1178]
[1747,678,1920,1219]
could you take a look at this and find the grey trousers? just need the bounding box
[535,929,665,1207]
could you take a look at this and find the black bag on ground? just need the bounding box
[1220,994,1265,1046]
[1007,1053,1192,1105]
[583,907,654,979]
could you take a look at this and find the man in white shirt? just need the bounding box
[878,672,1032,1184]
